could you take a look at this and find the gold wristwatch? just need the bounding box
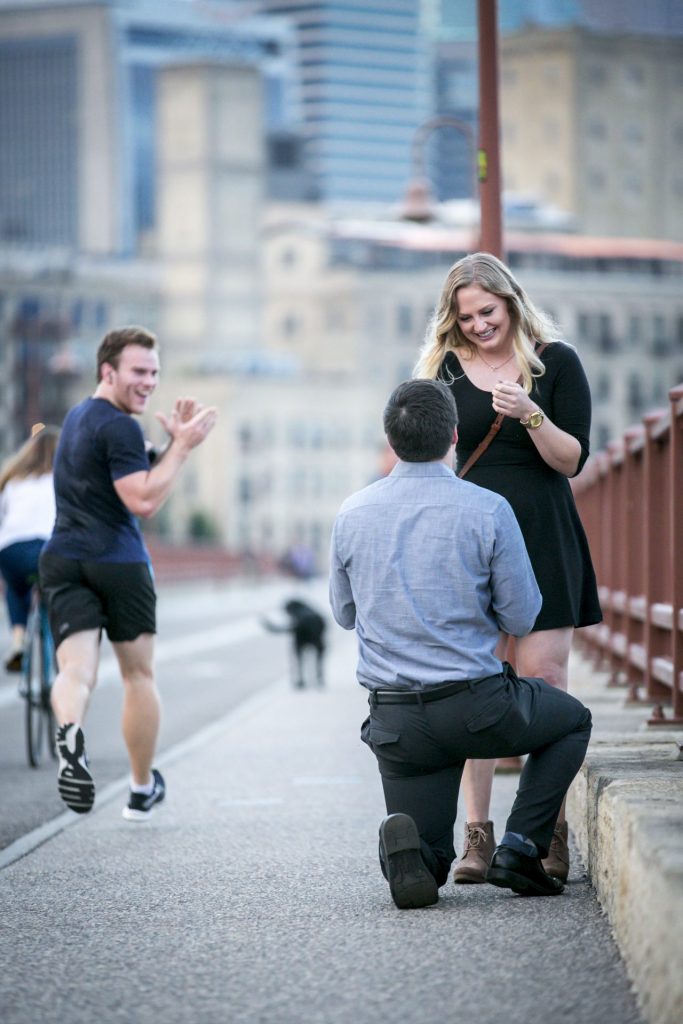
[520,408,545,429]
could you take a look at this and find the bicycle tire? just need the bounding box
[24,608,45,768]
[41,606,58,760]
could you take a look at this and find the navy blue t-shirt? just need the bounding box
[44,398,151,563]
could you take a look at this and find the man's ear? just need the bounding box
[452,427,458,446]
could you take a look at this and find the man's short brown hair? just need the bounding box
[96,326,158,382]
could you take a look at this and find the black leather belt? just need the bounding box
[371,677,476,705]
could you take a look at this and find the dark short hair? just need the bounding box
[383,379,458,462]
[96,326,158,382]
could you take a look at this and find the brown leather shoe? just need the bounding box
[452,820,496,884]
[541,821,570,882]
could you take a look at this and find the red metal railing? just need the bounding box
[572,383,683,725]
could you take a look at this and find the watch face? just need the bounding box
[529,411,544,427]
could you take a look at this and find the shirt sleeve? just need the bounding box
[489,500,542,636]
[328,516,356,630]
[99,415,151,482]
[544,344,592,475]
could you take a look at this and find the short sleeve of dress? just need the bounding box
[542,344,592,476]
[99,415,150,482]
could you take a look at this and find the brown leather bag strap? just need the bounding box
[457,412,505,479]
[457,343,547,479]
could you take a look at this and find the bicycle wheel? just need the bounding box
[41,606,58,760]
[24,608,45,768]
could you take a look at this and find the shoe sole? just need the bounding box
[453,870,487,884]
[122,804,161,822]
[486,866,564,896]
[57,730,95,814]
[380,815,439,910]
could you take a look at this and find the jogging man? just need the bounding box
[40,326,217,819]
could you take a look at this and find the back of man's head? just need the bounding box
[383,379,458,462]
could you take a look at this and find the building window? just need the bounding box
[397,304,413,335]
[586,65,607,87]
[587,168,606,190]
[628,373,644,417]
[624,64,644,87]
[623,174,642,196]
[595,373,610,401]
[282,314,299,338]
[628,315,642,345]
[586,119,607,140]
[624,122,643,144]
[597,314,618,353]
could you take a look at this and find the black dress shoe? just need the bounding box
[486,845,564,896]
[378,814,439,909]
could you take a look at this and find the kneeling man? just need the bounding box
[329,380,591,909]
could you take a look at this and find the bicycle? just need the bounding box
[20,585,57,768]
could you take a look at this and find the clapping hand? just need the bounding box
[156,396,218,450]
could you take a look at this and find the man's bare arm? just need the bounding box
[115,402,217,518]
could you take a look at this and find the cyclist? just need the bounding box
[39,326,217,819]
[0,425,59,672]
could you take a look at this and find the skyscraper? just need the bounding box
[259,0,430,204]
[0,0,296,255]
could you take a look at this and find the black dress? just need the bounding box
[441,343,602,631]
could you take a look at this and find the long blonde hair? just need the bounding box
[414,252,560,392]
[0,426,60,492]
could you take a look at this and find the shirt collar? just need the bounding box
[390,460,456,479]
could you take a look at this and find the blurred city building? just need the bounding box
[430,1,683,235]
[0,0,300,256]
[256,0,430,204]
[500,26,683,241]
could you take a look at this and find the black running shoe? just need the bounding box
[56,723,95,814]
[379,813,439,909]
[122,768,166,821]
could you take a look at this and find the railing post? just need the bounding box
[667,385,683,721]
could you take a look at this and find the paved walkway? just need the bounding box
[3,618,673,1024]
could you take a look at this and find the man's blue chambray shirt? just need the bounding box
[329,460,542,691]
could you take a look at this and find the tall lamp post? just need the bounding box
[401,2,504,257]
[400,114,478,224]
[477,0,504,260]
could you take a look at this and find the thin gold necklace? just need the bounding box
[477,350,515,372]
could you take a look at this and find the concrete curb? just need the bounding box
[568,740,683,1024]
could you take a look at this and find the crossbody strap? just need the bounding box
[457,343,547,480]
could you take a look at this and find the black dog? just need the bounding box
[262,599,326,688]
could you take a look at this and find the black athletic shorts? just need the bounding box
[39,552,157,648]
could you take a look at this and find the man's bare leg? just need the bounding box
[51,629,101,725]
[113,633,160,786]
[51,629,100,813]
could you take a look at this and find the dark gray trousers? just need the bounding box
[361,667,592,888]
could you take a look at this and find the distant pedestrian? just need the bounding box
[415,252,601,884]
[40,326,217,819]
[329,379,592,909]
[262,598,326,688]
[0,425,59,671]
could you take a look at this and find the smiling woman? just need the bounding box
[414,251,602,886]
